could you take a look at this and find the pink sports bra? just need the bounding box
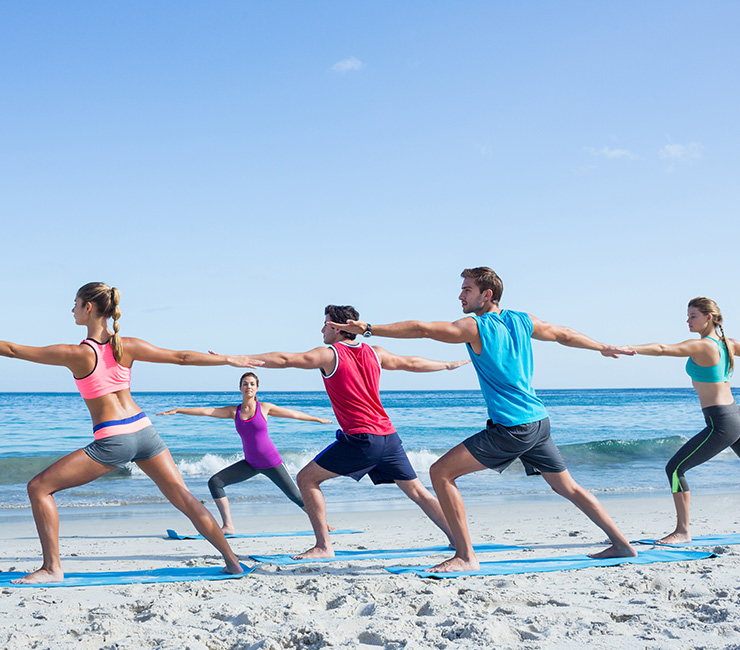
[74,339,131,399]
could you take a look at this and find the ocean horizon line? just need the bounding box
[0,386,702,395]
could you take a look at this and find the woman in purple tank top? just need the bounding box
[159,372,332,534]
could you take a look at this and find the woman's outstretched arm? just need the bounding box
[123,338,263,367]
[626,339,705,357]
[157,406,237,418]
[0,341,91,375]
[262,403,333,424]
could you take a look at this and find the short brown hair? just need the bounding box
[324,305,360,340]
[461,267,503,303]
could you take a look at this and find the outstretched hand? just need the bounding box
[327,319,367,335]
[209,350,264,368]
[447,359,471,370]
[600,346,637,359]
[156,409,178,416]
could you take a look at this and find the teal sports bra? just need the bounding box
[685,337,732,383]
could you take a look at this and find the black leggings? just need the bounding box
[666,403,740,493]
[208,460,304,507]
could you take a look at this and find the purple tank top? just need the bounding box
[235,401,282,469]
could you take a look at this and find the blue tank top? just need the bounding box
[466,310,548,427]
[685,337,732,383]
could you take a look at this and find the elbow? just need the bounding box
[271,354,290,369]
[416,323,435,339]
[1,343,17,359]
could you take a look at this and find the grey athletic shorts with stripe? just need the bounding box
[83,426,168,468]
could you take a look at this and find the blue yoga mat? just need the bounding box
[1,563,255,588]
[250,542,527,565]
[166,528,362,540]
[385,548,715,578]
[634,533,740,547]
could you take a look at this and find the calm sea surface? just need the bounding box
[1,389,738,516]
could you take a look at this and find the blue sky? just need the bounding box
[1,1,738,392]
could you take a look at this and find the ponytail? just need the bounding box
[716,323,734,374]
[109,287,123,363]
[76,282,124,362]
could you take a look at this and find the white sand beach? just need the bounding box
[1,492,739,649]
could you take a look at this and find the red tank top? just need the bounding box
[321,342,395,436]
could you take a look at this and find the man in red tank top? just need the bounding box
[237,305,468,559]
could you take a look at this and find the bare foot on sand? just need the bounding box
[588,543,638,559]
[657,530,691,545]
[221,526,237,535]
[291,546,334,560]
[425,555,479,573]
[11,567,64,584]
[327,524,337,532]
[223,558,245,574]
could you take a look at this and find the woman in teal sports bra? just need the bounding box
[626,297,740,544]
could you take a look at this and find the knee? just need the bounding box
[548,482,564,496]
[429,460,447,485]
[296,467,314,491]
[208,475,225,499]
[26,475,47,500]
[397,479,426,501]
[549,478,580,499]
[429,459,452,487]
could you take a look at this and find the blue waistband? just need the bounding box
[92,411,147,433]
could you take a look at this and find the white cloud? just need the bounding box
[332,57,363,73]
[659,142,703,161]
[585,146,637,159]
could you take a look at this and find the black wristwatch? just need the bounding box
[362,323,372,338]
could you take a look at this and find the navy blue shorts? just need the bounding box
[463,417,566,475]
[314,431,417,484]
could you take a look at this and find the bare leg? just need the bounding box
[394,478,454,546]
[12,449,115,584]
[298,506,337,532]
[213,497,236,535]
[136,450,243,574]
[542,470,636,559]
[658,491,691,544]
[426,444,488,573]
[292,461,339,559]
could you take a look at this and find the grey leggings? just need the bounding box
[207,460,304,508]
[666,403,740,493]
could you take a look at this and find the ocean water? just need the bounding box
[1,389,739,517]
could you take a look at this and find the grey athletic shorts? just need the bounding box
[83,425,168,468]
[463,417,566,475]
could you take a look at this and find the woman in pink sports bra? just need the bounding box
[159,372,333,534]
[0,282,261,584]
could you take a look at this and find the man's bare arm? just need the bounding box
[530,315,635,358]
[373,347,470,372]
[227,347,335,373]
[328,318,478,345]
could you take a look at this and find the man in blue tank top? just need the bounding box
[329,267,637,572]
